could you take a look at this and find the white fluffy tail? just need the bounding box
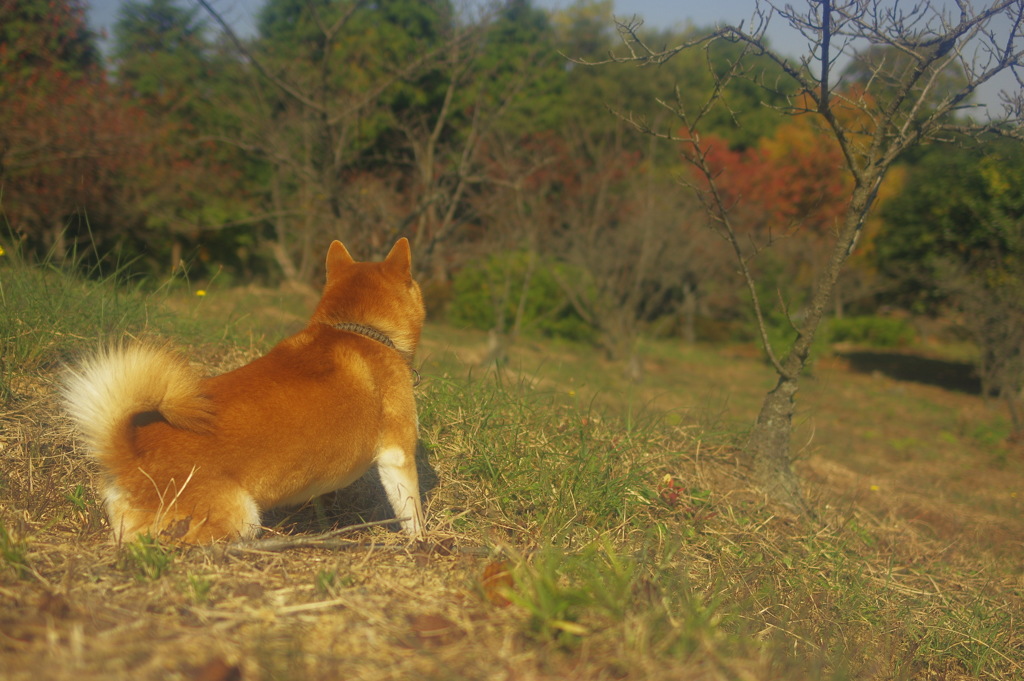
[63,345,214,465]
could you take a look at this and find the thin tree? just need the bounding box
[591,0,1024,508]
[195,0,474,280]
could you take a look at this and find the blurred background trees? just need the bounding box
[1,0,1022,444]
[879,137,1024,440]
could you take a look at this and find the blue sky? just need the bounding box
[84,0,1014,115]
[86,1,777,37]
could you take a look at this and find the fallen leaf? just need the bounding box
[406,613,463,647]
[161,516,192,541]
[192,658,242,681]
[481,561,514,607]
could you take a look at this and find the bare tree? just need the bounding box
[593,0,1024,508]
[547,120,702,379]
[394,17,544,283]
[464,121,719,373]
[945,255,1024,440]
[553,187,708,381]
[461,129,561,364]
[196,0,477,281]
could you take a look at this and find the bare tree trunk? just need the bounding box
[170,240,182,274]
[511,249,537,341]
[482,256,512,367]
[269,172,299,281]
[1004,389,1024,442]
[747,373,803,504]
[52,223,68,263]
[745,180,878,508]
[680,281,697,345]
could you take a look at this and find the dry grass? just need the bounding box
[2,277,1023,681]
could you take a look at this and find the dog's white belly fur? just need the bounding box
[273,468,369,508]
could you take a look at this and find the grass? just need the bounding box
[119,534,177,582]
[0,257,1022,680]
[0,520,30,578]
[0,256,148,404]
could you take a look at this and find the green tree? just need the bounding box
[878,142,1024,299]
[560,3,794,151]
[113,0,207,103]
[878,139,1024,438]
[385,0,544,281]
[110,0,258,276]
[197,0,460,281]
[0,0,99,79]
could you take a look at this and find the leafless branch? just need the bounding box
[194,0,330,113]
[606,32,792,375]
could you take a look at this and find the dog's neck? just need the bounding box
[331,322,414,366]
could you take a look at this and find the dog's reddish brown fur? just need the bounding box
[64,239,425,543]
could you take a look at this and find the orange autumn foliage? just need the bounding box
[685,118,850,237]
[680,90,890,239]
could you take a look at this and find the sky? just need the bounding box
[84,0,1015,116]
[85,0,775,38]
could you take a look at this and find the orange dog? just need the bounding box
[63,239,425,543]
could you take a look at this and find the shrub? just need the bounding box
[446,251,596,342]
[827,315,916,348]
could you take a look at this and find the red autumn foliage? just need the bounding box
[681,113,853,238]
[1,67,151,249]
[0,0,151,255]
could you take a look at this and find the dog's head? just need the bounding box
[312,238,425,358]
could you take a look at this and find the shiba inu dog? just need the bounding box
[63,238,426,543]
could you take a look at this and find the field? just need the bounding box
[1,262,1022,681]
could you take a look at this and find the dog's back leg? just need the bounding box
[105,476,261,543]
[179,485,262,543]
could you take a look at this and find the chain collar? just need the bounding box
[330,322,418,384]
[332,322,396,351]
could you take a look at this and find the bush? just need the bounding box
[827,315,916,348]
[446,251,596,343]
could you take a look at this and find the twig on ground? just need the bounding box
[192,519,494,557]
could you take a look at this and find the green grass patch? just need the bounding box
[419,372,667,541]
[827,315,916,348]
[0,519,31,579]
[118,534,176,582]
[0,249,158,403]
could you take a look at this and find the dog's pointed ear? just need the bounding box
[326,240,355,278]
[384,238,412,276]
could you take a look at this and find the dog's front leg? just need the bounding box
[376,445,424,536]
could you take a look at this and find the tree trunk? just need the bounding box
[270,241,299,282]
[625,351,644,383]
[170,240,183,274]
[511,250,537,340]
[746,372,804,507]
[269,171,299,282]
[52,223,68,263]
[744,179,880,511]
[833,279,844,320]
[680,281,697,345]
[1004,387,1024,443]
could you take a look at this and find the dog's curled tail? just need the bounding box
[63,345,214,464]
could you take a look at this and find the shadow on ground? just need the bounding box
[838,350,982,395]
[262,440,439,535]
